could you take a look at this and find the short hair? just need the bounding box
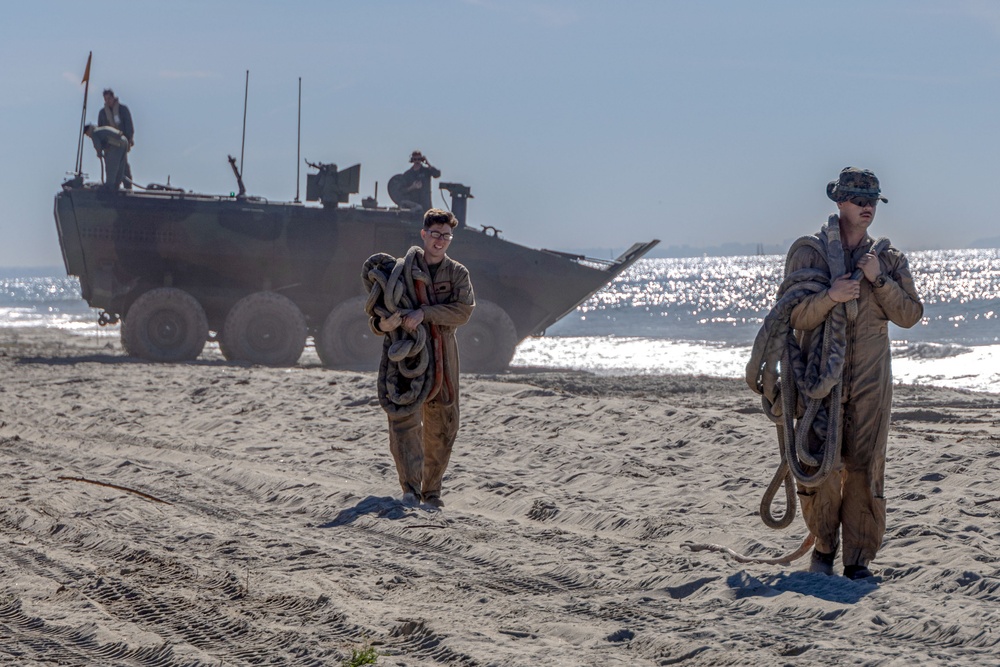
[102,88,115,97]
[83,123,95,135]
[423,208,458,229]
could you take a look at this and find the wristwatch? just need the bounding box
[873,274,887,289]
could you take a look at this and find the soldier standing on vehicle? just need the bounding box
[373,208,475,507]
[789,167,923,579]
[83,124,130,191]
[97,89,135,189]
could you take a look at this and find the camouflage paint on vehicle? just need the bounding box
[54,161,658,372]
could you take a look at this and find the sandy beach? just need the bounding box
[2,327,999,666]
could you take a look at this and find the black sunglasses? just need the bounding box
[848,196,879,208]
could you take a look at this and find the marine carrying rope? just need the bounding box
[682,225,890,565]
[363,247,444,417]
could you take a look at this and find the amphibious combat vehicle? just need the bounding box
[54,160,658,372]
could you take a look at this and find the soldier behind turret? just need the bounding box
[394,150,441,213]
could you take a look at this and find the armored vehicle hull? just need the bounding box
[54,171,657,372]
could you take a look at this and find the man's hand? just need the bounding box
[828,273,860,303]
[378,311,403,333]
[857,252,881,283]
[402,308,425,332]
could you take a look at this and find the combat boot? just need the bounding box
[808,548,836,576]
[844,565,874,580]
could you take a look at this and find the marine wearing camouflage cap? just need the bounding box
[826,167,888,204]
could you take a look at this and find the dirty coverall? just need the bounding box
[375,254,474,502]
[789,227,923,568]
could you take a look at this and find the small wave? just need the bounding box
[892,341,972,359]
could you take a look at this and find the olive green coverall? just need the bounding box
[789,233,923,568]
[378,255,474,502]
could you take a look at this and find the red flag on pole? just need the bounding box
[81,52,92,84]
[75,52,93,176]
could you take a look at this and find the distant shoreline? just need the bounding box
[5,242,1000,269]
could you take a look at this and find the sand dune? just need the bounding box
[2,328,999,666]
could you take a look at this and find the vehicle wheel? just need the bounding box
[121,288,208,362]
[316,296,382,370]
[119,319,134,356]
[221,292,307,366]
[457,299,518,373]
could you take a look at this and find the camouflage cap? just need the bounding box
[826,167,888,204]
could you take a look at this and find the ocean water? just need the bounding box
[3,249,999,392]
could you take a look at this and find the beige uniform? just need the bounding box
[789,231,923,567]
[378,255,474,501]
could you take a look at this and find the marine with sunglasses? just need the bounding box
[786,167,923,579]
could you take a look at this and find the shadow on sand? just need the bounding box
[727,570,879,605]
[320,495,418,528]
[16,354,239,368]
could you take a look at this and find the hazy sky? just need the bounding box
[3,0,999,267]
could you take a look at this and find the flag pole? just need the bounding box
[75,52,93,177]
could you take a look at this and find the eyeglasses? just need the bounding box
[848,196,878,208]
[427,230,454,241]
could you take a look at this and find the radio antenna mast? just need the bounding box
[240,70,249,176]
[295,77,302,203]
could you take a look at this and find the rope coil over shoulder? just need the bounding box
[683,223,890,565]
[362,246,446,417]
[748,226,891,529]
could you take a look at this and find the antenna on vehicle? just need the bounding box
[240,70,249,177]
[295,77,302,203]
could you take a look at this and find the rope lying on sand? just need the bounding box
[363,247,443,417]
[684,224,890,565]
[682,534,814,565]
[58,475,171,505]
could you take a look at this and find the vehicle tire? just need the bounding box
[119,319,134,357]
[221,292,307,366]
[315,296,382,370]
[121,287,208,362]
[457,299,518,373]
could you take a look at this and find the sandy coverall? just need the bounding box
[789,226,923,567]
[376,254,474,502]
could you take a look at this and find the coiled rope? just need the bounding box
[362,246,444,417]
[683,224,890,565]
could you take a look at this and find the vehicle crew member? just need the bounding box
[790,167,923,579]
[83,124,130,191]
[374,208,474,507]
[396,150,441,213]
[97,88,135,189]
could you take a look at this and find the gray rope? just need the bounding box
[362,247,436,417]
[749,226,891,529]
